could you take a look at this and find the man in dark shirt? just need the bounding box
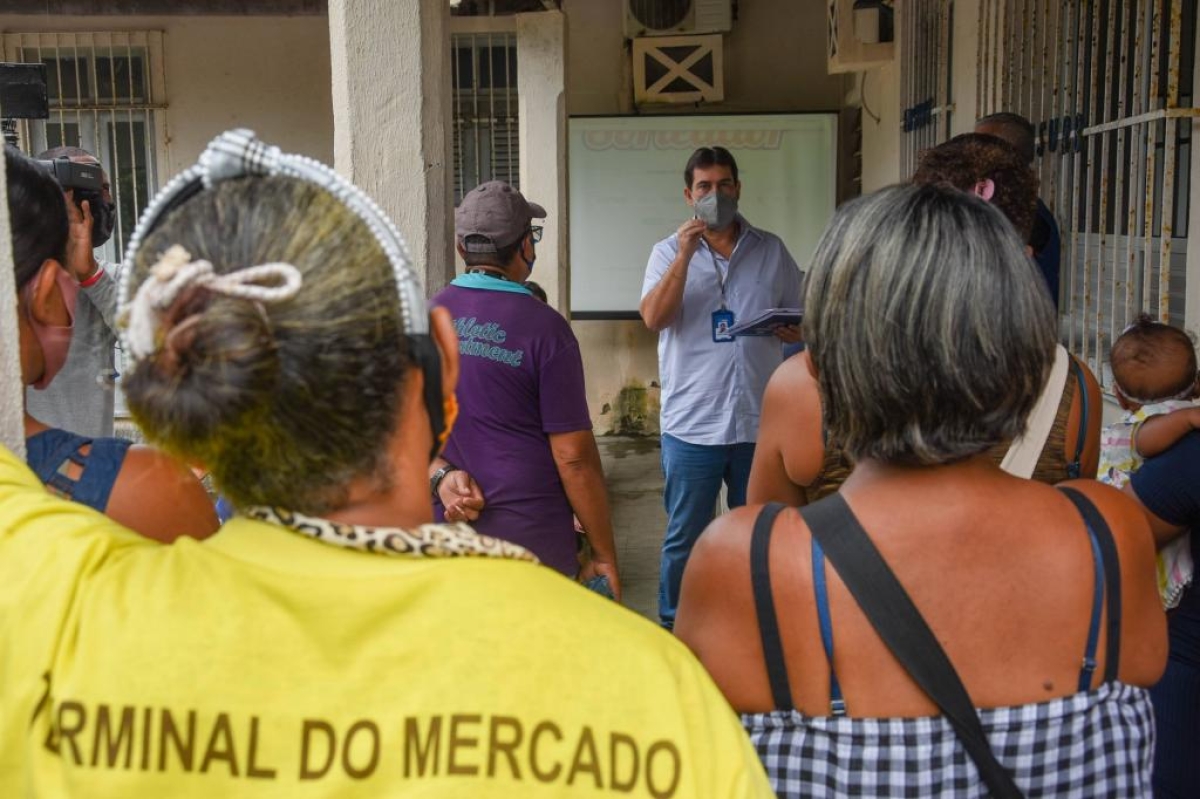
[1126,433,1200,797]
[429,181,620,596]
[976,112,1060,309]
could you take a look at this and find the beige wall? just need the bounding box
[0,15,334,175]
[1,6,849,436]
[565,0,845,116]
[857,61,901,193]
[562,0,846,433]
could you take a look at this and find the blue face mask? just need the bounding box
[693,191,738,230]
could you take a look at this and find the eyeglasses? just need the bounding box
[529,225,544,243]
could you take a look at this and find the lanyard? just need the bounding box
[706,241,732,310]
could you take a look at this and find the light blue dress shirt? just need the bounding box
[641,216,803,446]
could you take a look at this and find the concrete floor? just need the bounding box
[597,435,666,622]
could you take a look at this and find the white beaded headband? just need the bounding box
[118,128,429,357]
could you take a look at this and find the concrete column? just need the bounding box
[328,0,455,295]
[0,144,20,458]
[516,10,568,313]
[949,0,980,136]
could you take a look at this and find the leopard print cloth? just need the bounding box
[242,506,539,563]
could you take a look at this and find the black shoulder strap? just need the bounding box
[1058,487,1123,682]
[749,502,794,710]
[1066,357,1089,478]
[800,495,1024,799]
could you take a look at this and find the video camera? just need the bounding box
[36,157,114,249]
[37,157,104,194]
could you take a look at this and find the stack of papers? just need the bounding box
[726,308,803,336]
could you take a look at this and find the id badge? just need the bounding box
[712,309,735,343]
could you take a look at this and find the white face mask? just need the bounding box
[693,191,738,230]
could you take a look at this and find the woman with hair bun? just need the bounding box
[679,184,1165,797]
[6,144,217,541]
[0,131,774,798]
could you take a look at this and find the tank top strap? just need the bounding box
[1059,487,1123,685]
[811,537,847,715]
[749,502,794,710]
[26,428,92,498]
[24,428,131,513]
[1065,357,1089,479]
[72,437,132,512]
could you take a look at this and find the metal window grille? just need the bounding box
[2,31,166,265]
[900,0,955,176]
[451,32,518,204]
[978,0,1198,386]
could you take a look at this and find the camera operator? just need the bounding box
[24,146,120,438]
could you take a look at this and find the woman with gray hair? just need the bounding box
[677,184,1164,797]
[749,133,1100,506]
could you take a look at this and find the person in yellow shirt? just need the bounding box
[0,130,771,798]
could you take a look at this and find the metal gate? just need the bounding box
[900,0,955,177]
[978,0,1198,383]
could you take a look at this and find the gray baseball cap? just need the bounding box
[455,180,546,253]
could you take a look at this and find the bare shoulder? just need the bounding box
[109,446,219,542]
[758,352,820,434]
[766,350,816,394]
[677,506,765,627]
[1056,478,1153,544]
[1057,478,1167,685]
[691,505,763,566]
[676,504,781,706]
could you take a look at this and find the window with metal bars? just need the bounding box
[899,0,954,177]
[451,32,519,204]
[978,0,1197,385]
[2,31,165,266]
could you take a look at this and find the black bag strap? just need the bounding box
[1065,357,1089,479]
[800,495,1024,799]
[1058,487,1123,682]
[749,502,794,710]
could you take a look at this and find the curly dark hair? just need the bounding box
[911,133,1039,243]
[1110,313,1198,402]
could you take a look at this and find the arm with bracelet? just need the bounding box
[429,457,485,522]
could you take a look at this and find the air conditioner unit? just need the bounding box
[624,0,733,39]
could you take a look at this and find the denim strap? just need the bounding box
[812,536,847,715]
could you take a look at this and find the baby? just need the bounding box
[1099,314,1199,608]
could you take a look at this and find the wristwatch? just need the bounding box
[430,464,459,498]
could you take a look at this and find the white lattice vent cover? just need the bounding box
[632,34,724,105]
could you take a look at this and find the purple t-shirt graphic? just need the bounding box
[431,274,593,574]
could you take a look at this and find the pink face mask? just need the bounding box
[23,269,76,390]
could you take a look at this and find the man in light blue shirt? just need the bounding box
[640,146,803,629]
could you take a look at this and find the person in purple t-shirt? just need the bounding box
[429,181,621,597]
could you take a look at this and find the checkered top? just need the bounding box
[742,680,1154,798]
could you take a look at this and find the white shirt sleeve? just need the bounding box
[641,238,678,300]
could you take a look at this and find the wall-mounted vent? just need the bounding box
[632,34,724,104]
[624,0,733,39]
